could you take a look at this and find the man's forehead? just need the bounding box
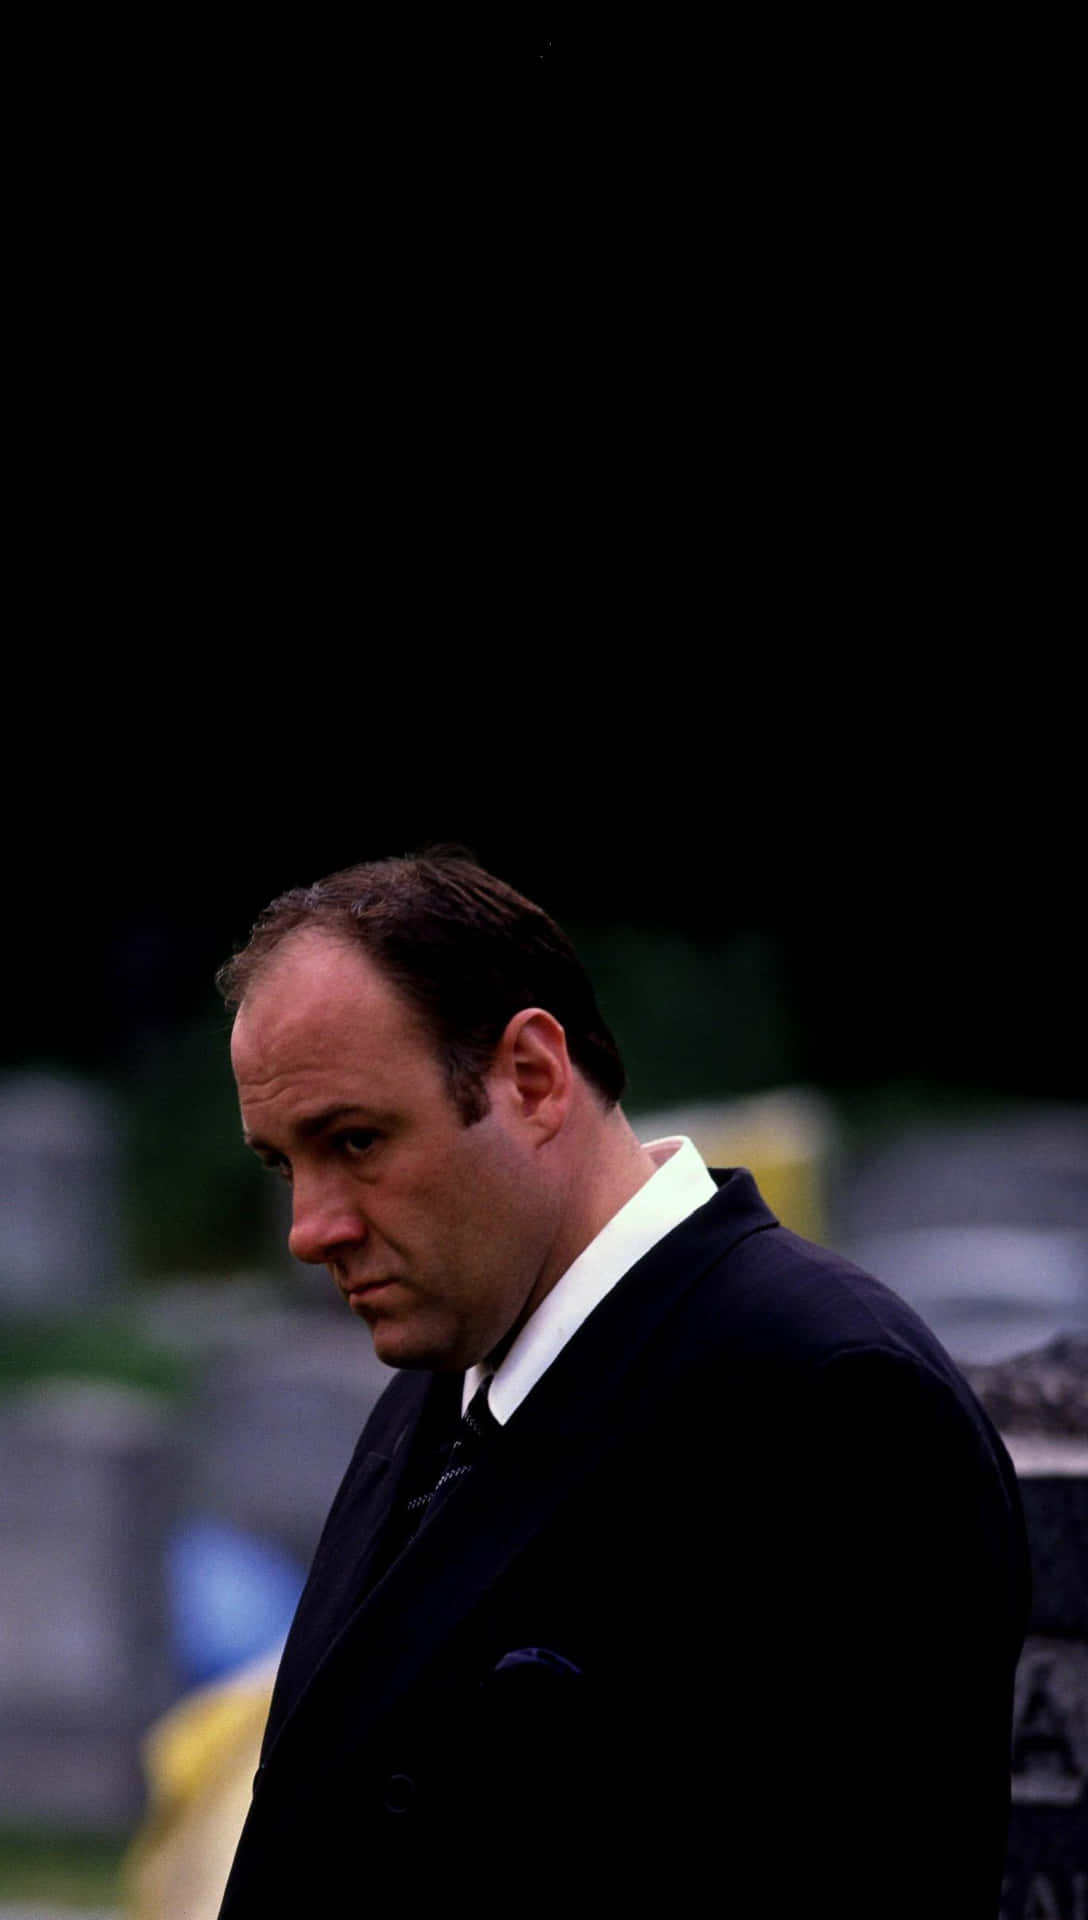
[230,928,426,1066]
[239,928,390,1014]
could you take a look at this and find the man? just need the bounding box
[216,852,1028,1917]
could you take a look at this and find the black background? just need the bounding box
[5,19,1079,1107]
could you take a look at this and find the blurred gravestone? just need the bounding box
[0,1073,122,1309]
[839,1110,1088,1364]
[967,1337,1088,1919]
[840,1111,1088,1235]
[0,1381,176,1826]
[180,1318,390,1567]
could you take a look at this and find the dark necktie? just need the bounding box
[404,1375,499,1528]
[378,1376,499,1577]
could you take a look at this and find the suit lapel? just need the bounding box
[344,1368,462,1599]
[261,1367,451,1749]
[263,1169,776,1766]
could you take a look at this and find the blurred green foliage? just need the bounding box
[0,1826,126,1902]
[574,921,800,1110]
[0,1308,187,1397]
[124,1017,275,1275]
[2,925,1048,1295]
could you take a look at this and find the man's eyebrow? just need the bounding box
[243,1105,394,1152]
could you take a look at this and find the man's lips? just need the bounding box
[342,1277,395,1307]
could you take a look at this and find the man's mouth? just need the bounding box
[343,1278,394,1308]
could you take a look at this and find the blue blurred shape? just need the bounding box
[167,1518,305,1686]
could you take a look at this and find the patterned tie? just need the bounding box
[385,1376,499,1567]
[405,1376,498,1525]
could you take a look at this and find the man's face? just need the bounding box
[230,931,559,1371]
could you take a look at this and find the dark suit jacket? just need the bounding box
[219,1170,1029,1918]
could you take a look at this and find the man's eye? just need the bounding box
[340,1130,378,1156]
[260,1157,292,1183]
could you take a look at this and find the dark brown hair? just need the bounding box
[217,850,626,1123]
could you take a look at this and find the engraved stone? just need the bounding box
[975,1338,1088,1916]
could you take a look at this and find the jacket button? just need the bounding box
[383,1772,417,1814]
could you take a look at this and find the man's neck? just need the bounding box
[550,1105,657,1286]
[474,1134,716,1419]
[495,1103,656,1363]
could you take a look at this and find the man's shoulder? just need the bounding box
[653,1167,978,1392]
[647,1174,1022,1519]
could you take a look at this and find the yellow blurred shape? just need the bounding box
[122,1651,277,1920]
[631,1089,837,1243]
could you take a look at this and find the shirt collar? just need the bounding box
[463,1135,716,1422]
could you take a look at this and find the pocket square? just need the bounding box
[491,1647,583,1679]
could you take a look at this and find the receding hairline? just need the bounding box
[227,920,377,1013]
[216,851,627,1120]
[227,925,448,1083]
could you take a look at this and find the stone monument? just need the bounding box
[967,1336,1088,1920]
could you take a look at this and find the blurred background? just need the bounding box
[3,16,1080,1914]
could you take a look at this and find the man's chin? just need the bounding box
[366,1320,449,1372]
[365,1318,484,1374]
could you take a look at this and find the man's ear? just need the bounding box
[493,1008,572,1140]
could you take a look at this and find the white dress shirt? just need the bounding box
[463,1135,717,1423]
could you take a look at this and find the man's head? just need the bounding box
[221,853,641,1372]
[217,850,625,1124]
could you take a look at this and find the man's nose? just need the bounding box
[288,1180,367,1265]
